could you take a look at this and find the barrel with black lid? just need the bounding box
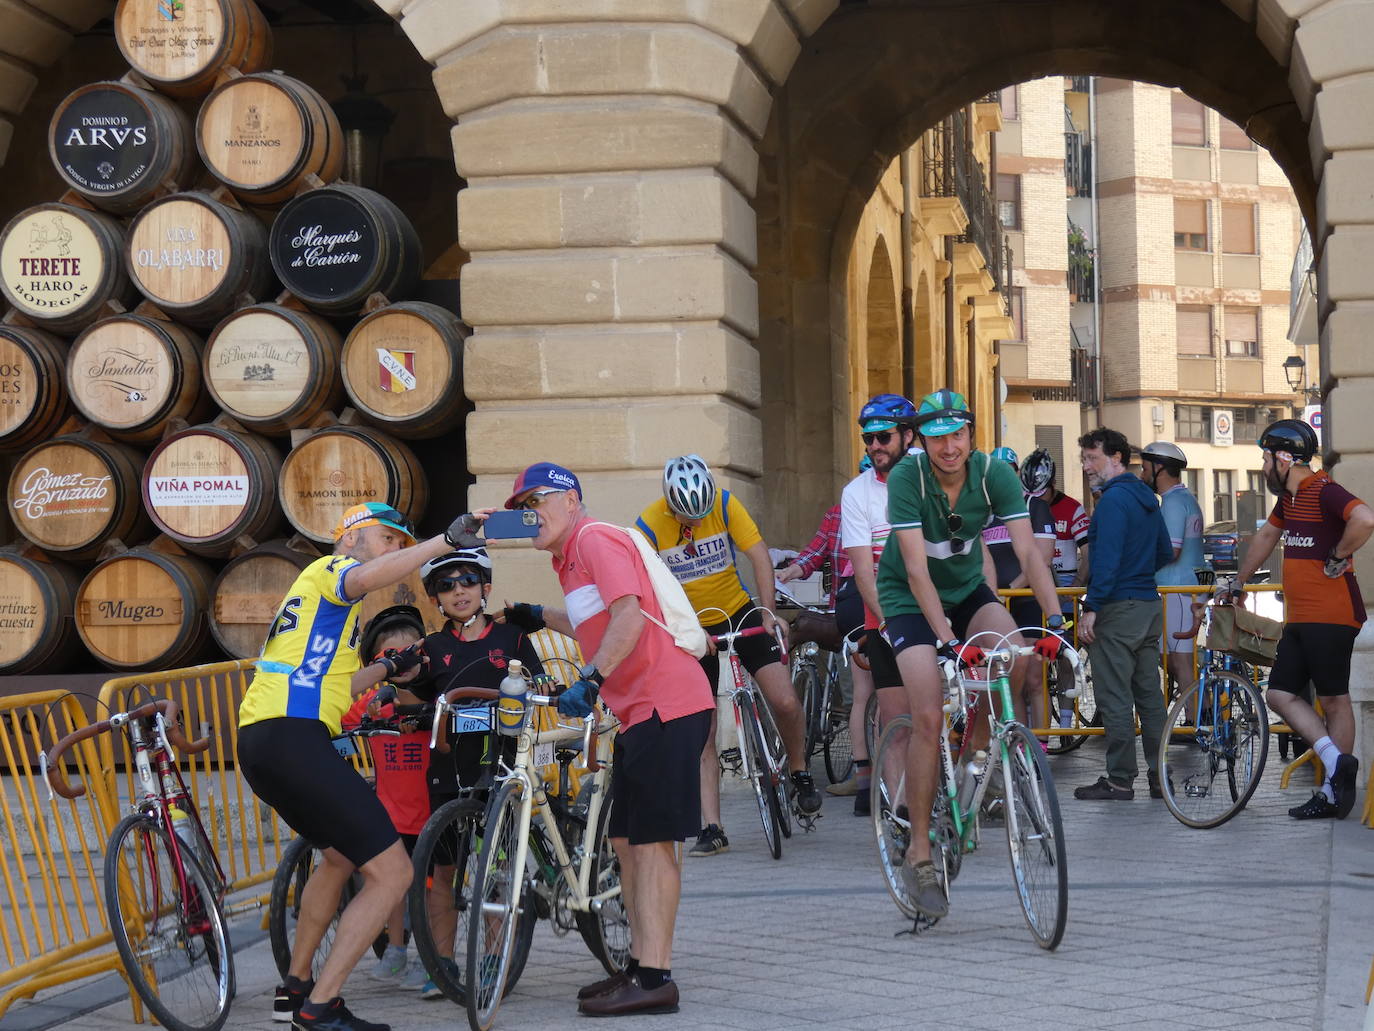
[0,550,88,675]
[341,301,467,438]
[0,203,135,333]
[277,424,427,543]
[67,314,213,443]
[269,183,421,316]
[209,538,316,658]
[0,326,71,454]
[126,190,274,327]
[142,423,283,556]
[49,80,197,213]
[203,303,343,433]
[8,436,152,559]
[76,545,215,670]
[114,0,272,99]
[196,72,343,206]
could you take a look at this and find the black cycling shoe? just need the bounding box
[274,978,313,1023]
[1331,754,1360,820]
[792,772,822,815]
[292,997,390,1031]
[1288,792,1339,820]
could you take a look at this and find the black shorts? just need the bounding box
[863,629,904,690]
[700,603,783,695]
[835,578,864,639]
[238,717,399,868]
[607,709,711,845]
[1008,595,1042,632]
[883,583,1002,656]
[1267,622,1361,700]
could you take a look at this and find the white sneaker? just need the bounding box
[370,946,407,981]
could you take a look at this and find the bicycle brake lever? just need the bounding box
[429,702,444,751]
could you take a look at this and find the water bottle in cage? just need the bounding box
[497,659,527,736]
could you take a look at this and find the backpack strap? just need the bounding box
[574,521,680,644]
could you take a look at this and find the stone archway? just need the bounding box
[862,238,900,401]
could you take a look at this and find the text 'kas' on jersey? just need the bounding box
[877,450,1029,618]
[635,490,762,619]
[239,554,363,735]
[1268,473,1367,628]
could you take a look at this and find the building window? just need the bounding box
[1174,198,1209,251]
[1221,203,1256,254]
[997,174,1021,230]
[1176,305,1213,356]
[1224,307,1259,358]
[1176,404,1212,442]
[1214,469,1234,522]
[1233,406,1278,443]
[1000,85,1019,121]
[1171,93,1207,146]
[1008,287,1025,340]
[1246,470,1266,503]
[1185,469,1202,500]
[1218,115,1253,150]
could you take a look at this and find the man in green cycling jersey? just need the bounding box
[875,390,1064,919]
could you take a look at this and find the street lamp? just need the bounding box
[1282,354,1306,392]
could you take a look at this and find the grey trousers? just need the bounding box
[1087,598,1167,786]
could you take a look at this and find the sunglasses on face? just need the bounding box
[863,431,895,446]
[374,508,413,535]
[517,489,565,511]
[435,572,484,591]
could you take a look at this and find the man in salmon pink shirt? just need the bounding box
[503,461,712,1018]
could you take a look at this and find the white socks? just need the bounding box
[1315,736,1341,802]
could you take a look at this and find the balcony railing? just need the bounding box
[1032,349,1098,406]
[1065,131,1092,196]
[1066,75,1092,94]
[920,110,1006,298]
[1068,223,1094,300]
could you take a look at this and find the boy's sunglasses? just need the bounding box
[434,572,484,591]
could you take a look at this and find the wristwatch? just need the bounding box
[578,663,604,687]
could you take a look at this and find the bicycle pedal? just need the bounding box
[895,913,941,938]
[796,812,820,832]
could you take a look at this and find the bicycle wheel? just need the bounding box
[104,814,234,1031]
[1045,658,1097,754]
[1002,724,1068,950]
[573,787,631,974]
[267,838,382,981]
[822,673,854,784]
[870,716,917,918]
[1158,672,1269,829]
[863,691,880,762]
[466,780,529,1031]
[793,657,822,761]
[755,692,793,839]
[739,695,783,859]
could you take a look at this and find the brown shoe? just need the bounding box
[577,977,679,1017]
[577,970,630,1001]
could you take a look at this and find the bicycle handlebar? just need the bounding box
[44,699,209,800]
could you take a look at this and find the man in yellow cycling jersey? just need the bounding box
[637,455,819,858]
[238,502,480,1031]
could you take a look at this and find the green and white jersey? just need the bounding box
[876,450,1029,618]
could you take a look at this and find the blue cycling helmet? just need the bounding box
[915,389,975,437]
[990,445,1018,468]
[858,393,917,433]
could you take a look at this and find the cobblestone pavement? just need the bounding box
[6,738,1372,1031]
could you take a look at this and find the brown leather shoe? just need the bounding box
[577,970,630,1001]
[577,977,679,1017]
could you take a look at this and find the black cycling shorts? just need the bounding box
[883,583,1002,656]
[835,578,864,639]
[608,708,711,845]
[1008,595,1042,633]
[700,603,783,694]
[863,629,904,690]
[1267,622,1361,700]
[238,717,399,869]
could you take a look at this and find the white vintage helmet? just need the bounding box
[663,454,716,519]
[1139,440,1189,471]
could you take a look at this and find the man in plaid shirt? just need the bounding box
[777,505,850,608]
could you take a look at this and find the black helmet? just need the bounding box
[1020,448,1055,495]
[361,604,425,659]
[1258,419,1317,464]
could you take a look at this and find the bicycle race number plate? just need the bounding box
[534,742,555,767]
[451,707,492,735]
[333,736,358,759]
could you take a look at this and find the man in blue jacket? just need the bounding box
[1074,428,1174,801]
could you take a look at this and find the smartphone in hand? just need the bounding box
[483,509,540,539]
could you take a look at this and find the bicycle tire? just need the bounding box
[573,786,632,974]
[104,814,234,1031]
[267,838,383,981]
[755,692,793,839]
[870,716,917,918]
[1002,723,1068,950]
[1045,658,1097,754]
[794,658,822,761]
[466,779,529,1031]
[1158,672,1269,829]
[863,691,880,762]
[739,694,783,859]
[823,671,854,784]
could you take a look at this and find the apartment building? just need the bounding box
[997,77,1304,526]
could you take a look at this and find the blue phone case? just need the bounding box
[484,509,540,538]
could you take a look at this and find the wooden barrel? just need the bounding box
[341,302,467,438]
[278,425,428,543]
[143,423,282,556]
[8,436,152,559]
[67,314,212,442]
[209,538,316,658]
[0,203,134,333]
[269,184,421,316]
[126,191,274,328]
[0,326,71,454]
[114,0,272,99]
[76,545,214,670]
[49,81,197,213]
[0,550,88,675]
[196,72,343,205]
[203,304,343,433]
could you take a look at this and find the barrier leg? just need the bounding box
[1279,748,1323,790]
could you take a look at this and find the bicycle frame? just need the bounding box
[702,607,786,789]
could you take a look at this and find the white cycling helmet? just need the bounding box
[663,454,716,519]
[1139,440,1188,471]
[421,547,492,587]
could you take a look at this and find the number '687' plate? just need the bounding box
[451,707,493,735]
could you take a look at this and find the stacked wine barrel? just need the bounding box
[0,0,468,675]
